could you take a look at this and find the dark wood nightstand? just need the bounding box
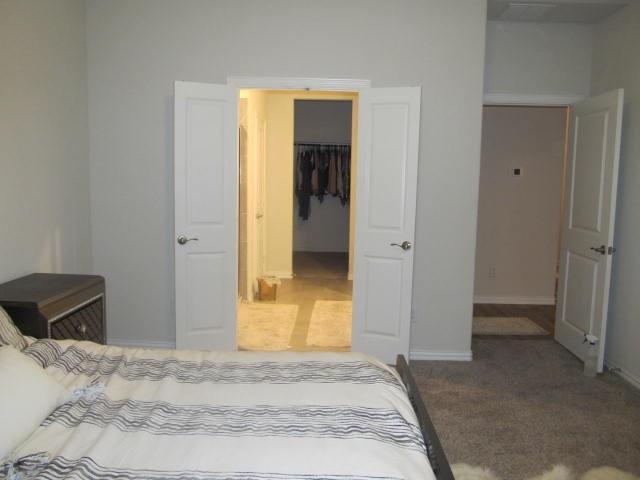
[0,273,106,344]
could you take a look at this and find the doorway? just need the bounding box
[473,105,569,337]
[236,90,358,352]
[174,80,421,363]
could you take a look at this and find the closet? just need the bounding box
[293,100,353,260]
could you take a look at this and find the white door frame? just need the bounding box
[483,93,584,107]
[476,94,576,306]
[228,77,371,92]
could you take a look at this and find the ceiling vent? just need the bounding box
[499,2,557,21]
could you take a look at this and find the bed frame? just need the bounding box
[396,355,455,480]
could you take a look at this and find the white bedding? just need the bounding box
[4,340,435,479]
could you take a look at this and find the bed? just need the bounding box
[4,338,454,480]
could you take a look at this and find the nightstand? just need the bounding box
[0,273,106,344]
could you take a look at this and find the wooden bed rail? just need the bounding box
[396,355,455,480]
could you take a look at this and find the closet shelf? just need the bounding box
[295,142,351,147]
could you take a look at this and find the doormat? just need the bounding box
[237,303,298,350]
[306,300,352,348]
[473,316,549,336]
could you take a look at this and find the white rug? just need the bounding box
[473,316,549,336]
[237,303,298,351]
[452,464,639,480]
[451,463,639,480]
[306,300,352,348]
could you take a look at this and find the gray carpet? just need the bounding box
[412,338,640,479]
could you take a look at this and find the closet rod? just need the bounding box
[294,141,351,147]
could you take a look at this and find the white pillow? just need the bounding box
[0,345,69,458]
[0,306,27,350]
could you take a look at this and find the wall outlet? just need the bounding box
[488,267,496,278]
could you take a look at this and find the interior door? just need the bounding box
[555,89,624,372]
[174,81,238,350]
[352,87,421,364]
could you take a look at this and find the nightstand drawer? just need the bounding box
[50,296,105,343]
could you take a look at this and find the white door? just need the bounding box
[174,81,238,350]
[352,87,421,364]
[555,89,624,372]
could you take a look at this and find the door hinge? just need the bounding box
[608,246,616,255]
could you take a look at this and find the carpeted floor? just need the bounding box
[412,338,640,479]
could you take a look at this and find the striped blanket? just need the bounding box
[6,340,435,479]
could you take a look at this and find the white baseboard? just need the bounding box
[263,271,293,279]
[605,358,640,390]
[474,296,555,305]
[108,338,176,350]
[409,349,473,362]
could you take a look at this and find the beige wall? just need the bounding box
[0,0,92,283]
[591,2,640,386]
[264,93,294,277]
[475,106,567,304]
[86,0,487,355]
[485,21,593,97]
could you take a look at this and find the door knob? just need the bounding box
[590,245,606,255]
[391,241,412,251]
[177,235,199,245]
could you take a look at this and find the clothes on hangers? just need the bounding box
[295,143,351,220]
[328,150,337,196]
[296,149,314,220]
[339,147,350,206]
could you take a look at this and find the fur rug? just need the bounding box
[452,464,639,480]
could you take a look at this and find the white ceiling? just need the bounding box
[487,0,630,23]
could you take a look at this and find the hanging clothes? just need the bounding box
[328,150,337,196]
[340,147,350,205]
[317,150,330,202]
[311,154,319,195]
[296,149,314,220]
[336,149,343,200]
[295,143,351,220]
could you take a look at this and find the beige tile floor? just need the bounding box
[245,252,353,351]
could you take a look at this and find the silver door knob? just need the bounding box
[177,235,199,245]
[391,241,412,251]
[590,245,606,255]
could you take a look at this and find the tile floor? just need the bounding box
[246,251,353,351]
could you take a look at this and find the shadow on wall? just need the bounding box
[38,228,63,273]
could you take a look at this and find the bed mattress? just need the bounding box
[6,340,435,479]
